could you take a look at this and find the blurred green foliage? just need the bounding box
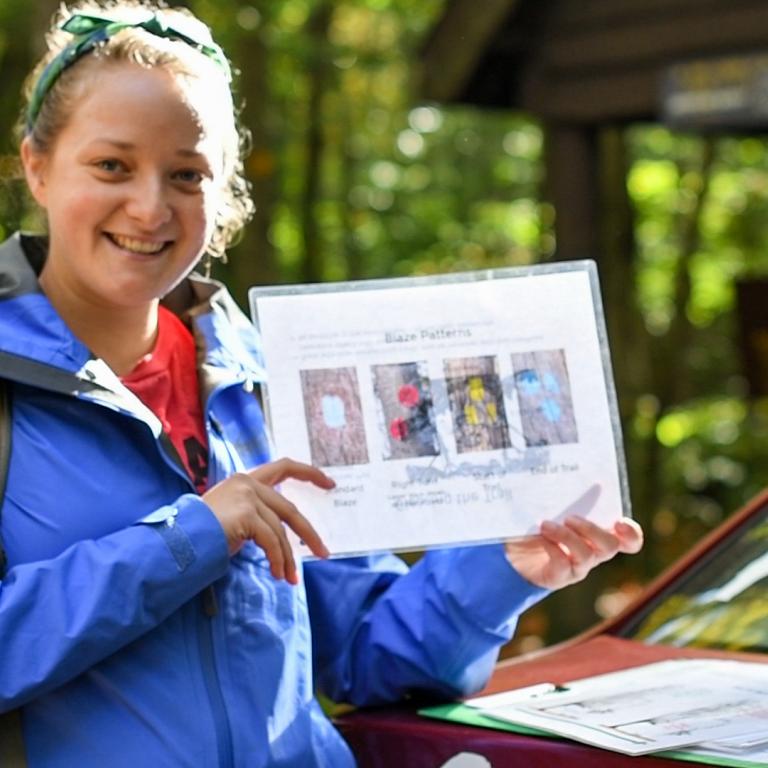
[629,128,768,527]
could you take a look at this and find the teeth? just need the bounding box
[110,234,165,254]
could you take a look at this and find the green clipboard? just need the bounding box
[418,702,768,768]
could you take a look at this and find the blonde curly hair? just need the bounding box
[19,0,254,261]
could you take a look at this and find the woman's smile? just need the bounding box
[106,232,172,256]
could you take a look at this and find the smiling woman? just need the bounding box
[22,64,226,371]
[0,2,641,767]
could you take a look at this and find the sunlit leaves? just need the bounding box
[191,0,551,283]
[627,158,679,202]
[656,398,746,448]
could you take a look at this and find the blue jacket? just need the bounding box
[0,233,546,767]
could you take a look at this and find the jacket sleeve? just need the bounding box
[0,494,229,711]
[305,543,548,706]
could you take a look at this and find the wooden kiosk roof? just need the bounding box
[419,0,768,268]
[420,0,768,126]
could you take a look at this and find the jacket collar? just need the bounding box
[0,233,267,399]
[0,233,92,378]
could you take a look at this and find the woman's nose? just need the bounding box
[124,176,172,229]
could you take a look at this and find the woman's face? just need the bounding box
[21,61,228,311]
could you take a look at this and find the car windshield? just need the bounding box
[621,503,768,654]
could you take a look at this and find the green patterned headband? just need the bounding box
[26,12,232,133]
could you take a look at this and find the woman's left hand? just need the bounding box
[504,516,643,590]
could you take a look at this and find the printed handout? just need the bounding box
[249,262,630,557]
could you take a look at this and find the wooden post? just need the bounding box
[543,123,600,261]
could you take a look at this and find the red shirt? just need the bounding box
[121,306,209,493]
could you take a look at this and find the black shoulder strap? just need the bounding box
[0,380,27,766]
[0,377,10,579]
[0,708,26,767]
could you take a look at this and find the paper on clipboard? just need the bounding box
[248,262,630,557]
[465,659,768,757]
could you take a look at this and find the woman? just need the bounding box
[0,2,642,765]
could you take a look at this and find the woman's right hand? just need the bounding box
[202,458,333,584]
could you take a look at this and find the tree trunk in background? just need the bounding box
[656,138,715,405]
[595,130,714,578]
[0,0,59,232]
[595,124,660,574]
[0,0,59,149]
[537,123,656,642]
[218,19,280,310]
[340,97,363,280]
[300,2,333,284]
[543,123,599,261]
[640,138,715,569]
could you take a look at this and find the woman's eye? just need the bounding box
[95,158,124,173]
[174,169,205,184]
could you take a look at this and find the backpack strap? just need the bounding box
[0,708,26,767]
[0,377,11,578]
[0,379,26,768]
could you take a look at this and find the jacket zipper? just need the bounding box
[153,418,235,767]
[152,384,243,767]
[198,402,235,767]
[197,599,235,768]
[150,392,234,767]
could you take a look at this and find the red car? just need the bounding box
[337,489,768,767]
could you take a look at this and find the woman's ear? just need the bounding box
[20,136,48,208]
